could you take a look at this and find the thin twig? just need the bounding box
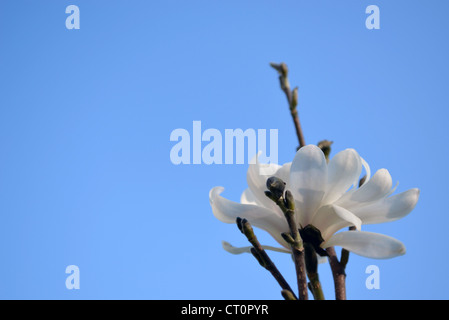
[236,217,298,300]
[270,62,306,149]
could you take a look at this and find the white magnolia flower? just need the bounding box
[209,145,420,259]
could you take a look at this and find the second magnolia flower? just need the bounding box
[209,145,419,259]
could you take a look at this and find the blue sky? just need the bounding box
[0,0,448,299]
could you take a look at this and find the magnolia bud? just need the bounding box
[291,87,298,110]
[317,140,333,161]
[266,176,286,200]
[281,232,295,245]
[270,62,288,77]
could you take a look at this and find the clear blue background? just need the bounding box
[0,0,447,299]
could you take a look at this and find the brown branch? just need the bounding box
[326,247,346,300]
[270,62,306,149]
[265,184,308,301]
[279,196,308,300]
[236,217,298,300]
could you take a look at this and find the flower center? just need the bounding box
[299,225,327,257]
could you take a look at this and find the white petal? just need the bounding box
[360,157,371,185]
[323,231,406,259]
[350,188,420,224]
[336,169,393,209]
[322,149,362,205]
[311,205,362,241]
[222,241,290,255]
[385,180,399,197]
[332,206,362,231]
[275,162,292,186]
[289,145,328,226]
[209,187,289,247]
[222,241,252,254]
[240,188,259,206]
[247,153,282,212]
